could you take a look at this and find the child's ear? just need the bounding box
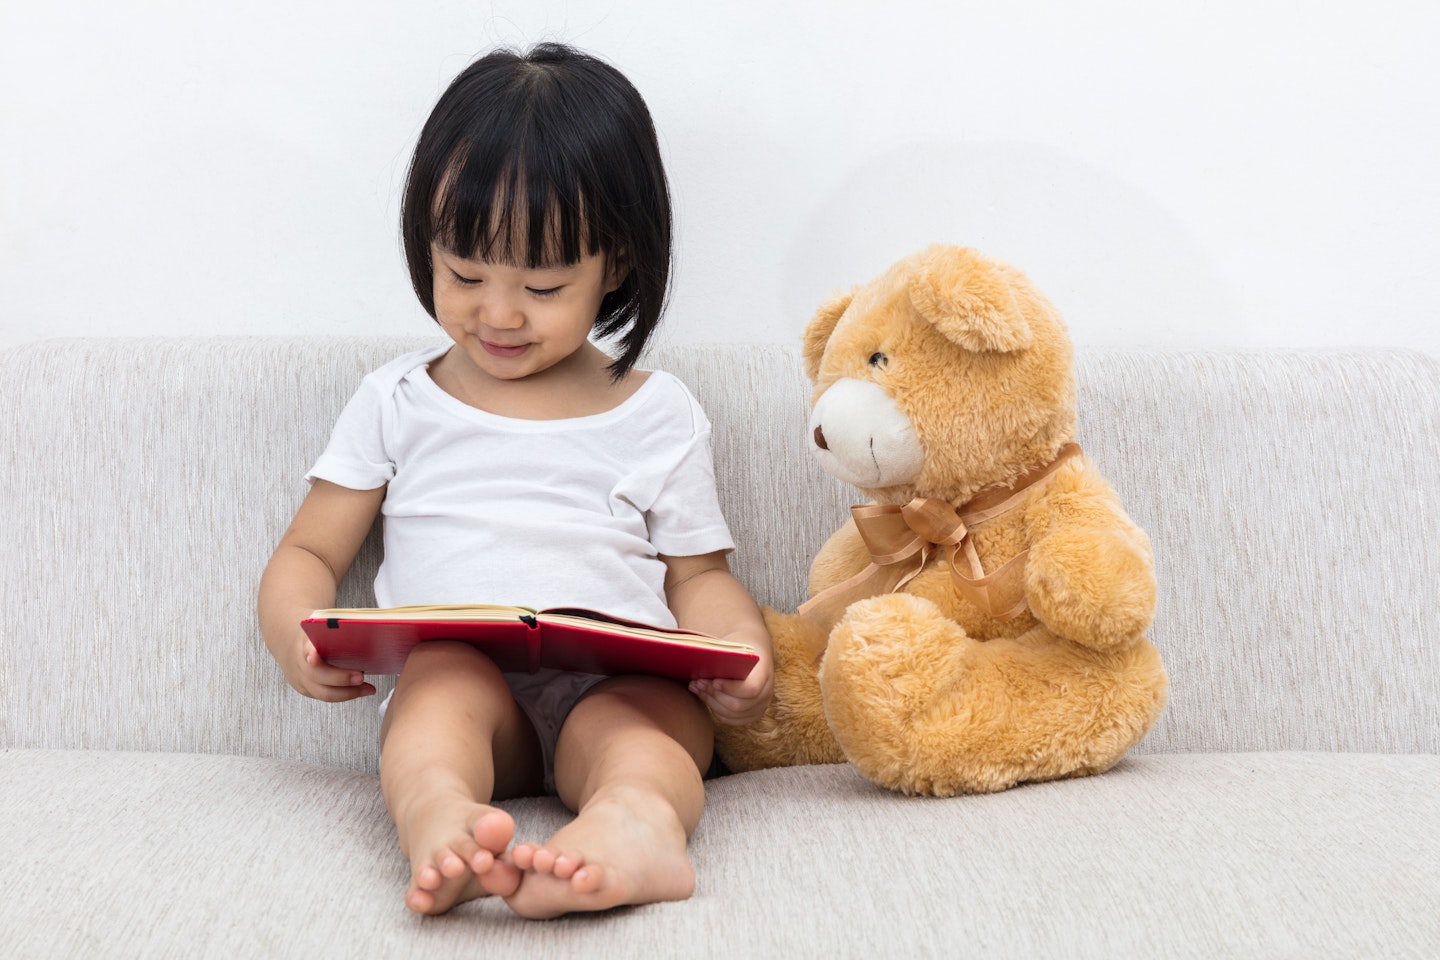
[605,250,630,293]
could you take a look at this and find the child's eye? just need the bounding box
[450,270,481,286]
[527,286,563,298]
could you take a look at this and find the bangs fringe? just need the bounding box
[429,78,604,269]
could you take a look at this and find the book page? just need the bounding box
[308,604,537,622]
[538,609,757,652]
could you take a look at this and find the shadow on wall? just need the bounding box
[781,141,1242,347]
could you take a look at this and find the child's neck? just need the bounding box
[430,341,647,421]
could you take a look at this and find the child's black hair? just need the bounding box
[401,43,672,379]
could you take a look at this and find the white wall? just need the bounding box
[4,1,1437,353]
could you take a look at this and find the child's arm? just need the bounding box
[258,479,387,702]
[661,551,774,726]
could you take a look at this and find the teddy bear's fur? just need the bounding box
[715,244,1167,796]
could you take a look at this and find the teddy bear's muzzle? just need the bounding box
[809,378,924,489]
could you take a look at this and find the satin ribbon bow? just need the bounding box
[797,444,1081,630]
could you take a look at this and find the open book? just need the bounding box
[302,604,760,680]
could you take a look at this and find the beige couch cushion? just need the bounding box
[2,750,1436,958]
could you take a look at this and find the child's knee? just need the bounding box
[570,677,714,763]
[394,641,511,698]
[382,643,523,748]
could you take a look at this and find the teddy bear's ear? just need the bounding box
[908,245,1033,353]
[802,288,855,383]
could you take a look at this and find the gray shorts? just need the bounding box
[378,667,608,795]
[503,668,609,794]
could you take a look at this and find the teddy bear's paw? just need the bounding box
[1025,526,1157,652]
[820,594,976,755]
[821,594,1001,796]
[824,594,962,681]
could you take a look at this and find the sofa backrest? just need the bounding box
[2,338,1437,771]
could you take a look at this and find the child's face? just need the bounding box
[430,243,622,382]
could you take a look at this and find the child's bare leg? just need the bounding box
[505,676,712,919]
[380,641,543,914]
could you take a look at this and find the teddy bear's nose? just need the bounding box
[814,425,829,450]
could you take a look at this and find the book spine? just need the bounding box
[520,614,541,672]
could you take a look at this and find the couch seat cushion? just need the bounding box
[1,750,1435,958]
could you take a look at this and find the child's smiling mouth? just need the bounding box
[481,341,531,358]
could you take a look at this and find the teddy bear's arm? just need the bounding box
[1023,462,1157,653]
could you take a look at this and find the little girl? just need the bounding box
[258,43,773,919]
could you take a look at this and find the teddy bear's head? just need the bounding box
[804,245,1077,505]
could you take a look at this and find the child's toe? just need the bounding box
[510,842,538,871]
[472,809,515,853]
[531,846,559,873]
[438,848,469,879]
[415,863,443,891]
[551,851,585,879]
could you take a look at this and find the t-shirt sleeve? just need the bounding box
[643,394,736,558]
[305,375,395,491]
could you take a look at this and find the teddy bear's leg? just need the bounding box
[713,607,846,772]
[820,593,1166,796]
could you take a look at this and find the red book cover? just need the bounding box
[301,604,759,681]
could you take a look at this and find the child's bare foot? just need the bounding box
[400,798,520,914]
[504,787,695,919]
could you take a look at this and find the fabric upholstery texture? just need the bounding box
[1,338,1437,958]
[3,339,1436,764]
[3,750,1436,959]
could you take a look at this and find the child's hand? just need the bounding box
[690,645,773,726]
[662,550,774,725]
[284,634,376,702]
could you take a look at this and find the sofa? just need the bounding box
[2,336,1437,959]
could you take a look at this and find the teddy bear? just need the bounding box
[715,244,1168,796]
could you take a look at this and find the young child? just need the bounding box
[258,43,773,919]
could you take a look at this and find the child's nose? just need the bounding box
[477,293,524,330]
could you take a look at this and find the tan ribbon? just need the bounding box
[798,444,1082,629]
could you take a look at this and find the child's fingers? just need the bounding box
[696,682,767,726]
[716,671,769,704]
[303,639,364,684]
[308,664,371,695]
[307,678,377,703]
[298,638,373,701]
[309,658,364,685]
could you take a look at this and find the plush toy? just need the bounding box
[716,244,1167,796]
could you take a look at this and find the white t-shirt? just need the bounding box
[307,345,735,628]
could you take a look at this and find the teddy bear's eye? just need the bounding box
[868,351,889,369]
